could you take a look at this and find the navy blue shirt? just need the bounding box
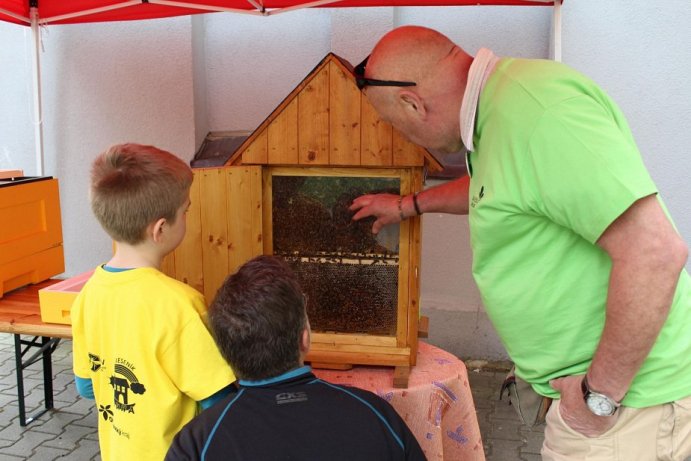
[165,366,426,461]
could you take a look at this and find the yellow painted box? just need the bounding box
[0,177,65,297]
[38,270,93,325]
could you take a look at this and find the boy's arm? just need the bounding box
[74,375,95,399]
[161,296,236,402]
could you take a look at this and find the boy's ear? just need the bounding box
[150,218,167,244]
[398,90,427,119]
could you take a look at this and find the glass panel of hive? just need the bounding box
[272,175,401,336]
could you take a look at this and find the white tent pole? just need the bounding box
[0,7,30,24]
[149,0,345,16]
[265,0,344,16]
[30,6,44,176]
[38,1,141,25]
[551,0,562,62]
[148,0,264,16]
[244,0,266,13]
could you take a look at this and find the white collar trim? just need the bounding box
[460,48,500,152]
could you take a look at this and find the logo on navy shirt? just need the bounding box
[276,392,308,405]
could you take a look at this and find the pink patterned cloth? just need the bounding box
[313,341,486,460]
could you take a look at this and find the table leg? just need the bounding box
[13,335,61,426]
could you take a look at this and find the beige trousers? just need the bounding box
[542,395,691,461]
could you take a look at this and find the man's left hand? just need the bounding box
[550,375,618,437]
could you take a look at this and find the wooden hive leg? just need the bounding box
[417,315,429,338]
[393,366,410,389]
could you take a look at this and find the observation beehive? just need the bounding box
[162,54,442,384]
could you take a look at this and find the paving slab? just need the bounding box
[468,368,546,461]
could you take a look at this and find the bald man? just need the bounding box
[350,26,691,461]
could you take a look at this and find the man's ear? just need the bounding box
[398,90,426,119]
[150,218,166,244]
[299,322,311,355]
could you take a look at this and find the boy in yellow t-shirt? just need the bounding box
[72,143,236,461]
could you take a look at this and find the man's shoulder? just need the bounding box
[165,391,241,460]
[500,56,578,76]
[311,379,398,413]
[182,390,234,430]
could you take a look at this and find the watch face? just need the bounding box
[586,393,616,416]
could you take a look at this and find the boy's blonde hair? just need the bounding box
[90,143,193,244]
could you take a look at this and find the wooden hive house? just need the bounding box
[161,53,442,385]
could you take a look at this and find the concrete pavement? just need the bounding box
[0,334,541,460]
[0,335,100,460]
[466,362,545,460]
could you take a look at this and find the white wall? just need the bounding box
[0,25,34,174]
[204,11,332,131]
[563,2,691,250]
[1,17,197,278]
[1,1,689,359]
[192,15,210,150]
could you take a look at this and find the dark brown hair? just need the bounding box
[209,256,307,381]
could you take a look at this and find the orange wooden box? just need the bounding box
[0,177,65,298]
[38,270,93,325]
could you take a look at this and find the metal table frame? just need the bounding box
[0,279,71,426]
[13,334,62,426]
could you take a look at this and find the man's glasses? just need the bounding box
[354,55,417,90]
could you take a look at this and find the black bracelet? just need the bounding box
[412,192,422,216]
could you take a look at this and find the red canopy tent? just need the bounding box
[0,0,562,174]
[1,0,556,25]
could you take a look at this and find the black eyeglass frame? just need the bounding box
[354,55,417,90]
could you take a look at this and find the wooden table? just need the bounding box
[0,280,70,426]
[314,341,486,460]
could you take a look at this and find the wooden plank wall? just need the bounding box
[242,130,267,164]
[160,163,423,369]
[407,167,425,365]
[298,64,330,165]
[361,95,393,166]
[329,61,361,165]
[162,166,264,303]
[239,58,425,168]
[268,99,299,165]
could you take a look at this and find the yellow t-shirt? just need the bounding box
[72,266,235,461]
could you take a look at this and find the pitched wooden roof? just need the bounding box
[226,53,443,172]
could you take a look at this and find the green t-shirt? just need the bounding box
[468,57,691,407]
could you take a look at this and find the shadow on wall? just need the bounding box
[422,307,509,362]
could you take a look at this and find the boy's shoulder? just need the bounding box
[141,270,207,313]
[84,266,205,306]
[151,270,204,298]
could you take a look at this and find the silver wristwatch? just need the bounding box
[581,375,621,417]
